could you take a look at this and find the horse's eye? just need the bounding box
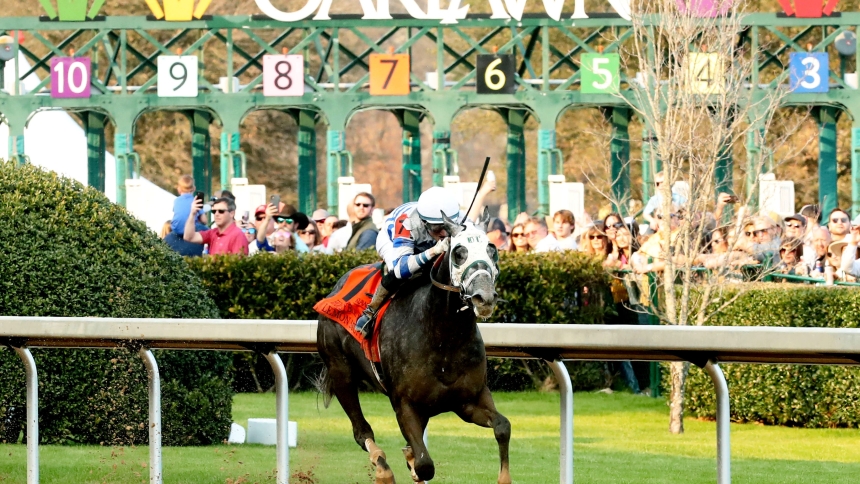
[453,245,469,267]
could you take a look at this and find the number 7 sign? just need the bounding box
[369,53,410,96]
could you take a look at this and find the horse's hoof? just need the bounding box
[375,456,396,484]
[402,446,422,482]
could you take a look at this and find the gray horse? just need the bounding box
[317,210,511,484]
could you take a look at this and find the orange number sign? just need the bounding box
[369,53,410,95]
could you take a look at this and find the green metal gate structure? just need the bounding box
[3,11,860,217]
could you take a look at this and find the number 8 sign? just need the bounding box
[789,52,829,93]
[263,55,305,97]
[51,57,91,98]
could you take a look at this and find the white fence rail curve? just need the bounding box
[3,316,860,484]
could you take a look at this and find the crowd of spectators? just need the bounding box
[158,173,860,286]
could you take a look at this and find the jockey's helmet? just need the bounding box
[416,187,460,223]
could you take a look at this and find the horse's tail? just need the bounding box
[313,366,334,409]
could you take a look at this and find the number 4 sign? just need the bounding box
[263,54,304,97]
[581,53,619,94]
[789,52,829,93]
[51,57,91,98]
[158,56,198,97]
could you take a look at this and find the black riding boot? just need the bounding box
[355,284,390,338]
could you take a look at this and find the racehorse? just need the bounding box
[317,210,511,484]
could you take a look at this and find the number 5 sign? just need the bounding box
[263,54,305,97]
[789,52,829,93]
[581,53,619,94]
[369,53,410,95]
[158,56,198,97]
[476,54,515,94]
[51,57,91,98]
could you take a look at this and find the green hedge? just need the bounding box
[187,250,611,392]
[0,161,232,445]
[681,284,860,428]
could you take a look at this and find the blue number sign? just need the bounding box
[789,52,829,93]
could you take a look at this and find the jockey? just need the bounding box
[354,186,460,337]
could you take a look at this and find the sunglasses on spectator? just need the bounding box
[786,223,802,229]
[511,232,525,238]
[255,215,266,221]
[242,228,257,235]
[745,228,770,237]
[588,235,602,240]
[274,216,294,224]
[831,217,849,223]
[656,213,681,220]
[298,230,316,235]
[525,231,538,237]
[608,222,625,229]
[354,202,372,208]
[212,209,230,214]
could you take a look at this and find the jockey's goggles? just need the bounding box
[424,222,447,236]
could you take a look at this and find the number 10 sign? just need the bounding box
[51,57,91,98]
[158,56,199,97]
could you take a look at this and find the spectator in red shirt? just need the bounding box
[184,197,249,255]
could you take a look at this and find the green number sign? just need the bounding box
[581,53,620,94]
[38,0,107,21]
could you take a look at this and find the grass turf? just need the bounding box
[2,391,860,483]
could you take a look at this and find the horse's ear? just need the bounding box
[477,206,491,233]
[441,212,462,237]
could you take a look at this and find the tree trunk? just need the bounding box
[669,361,690,434]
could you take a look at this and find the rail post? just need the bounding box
[264,351,290,484]
[547,360,573,484]
[13,346,38,484]
[139,348,162,484]
[704,360,731,484]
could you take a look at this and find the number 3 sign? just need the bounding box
[51,57,91,98]
[158,56,198,97]
[476,54,515,94]
[263,54,304,97]
[789,52,829,93]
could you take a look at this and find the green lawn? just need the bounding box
[2,391,860,483]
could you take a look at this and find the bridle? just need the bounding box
[429,230,498,304]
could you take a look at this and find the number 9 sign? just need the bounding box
[51,57,91,98]
[581,53,620,94]
[263,54,304,97]
[476,54,515,94]
[158,56,198,97]
[789,52,829,93]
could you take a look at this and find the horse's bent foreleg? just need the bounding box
[401,446,424,483]
[367,439,396,484]
[393,400,434,482]
[456,387,512,484]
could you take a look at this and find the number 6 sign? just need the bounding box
[263,54,304,97]
[476,54,516,94]
[51,57,91,98]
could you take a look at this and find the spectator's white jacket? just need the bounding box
[840,243,860,277]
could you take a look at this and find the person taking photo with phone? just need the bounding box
[184,196,249,255]
[164,175,209,256]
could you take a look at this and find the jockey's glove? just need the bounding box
[427,237,450,258]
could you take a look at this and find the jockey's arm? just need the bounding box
[381,236,448,280]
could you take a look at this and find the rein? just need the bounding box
[430,253,460,293]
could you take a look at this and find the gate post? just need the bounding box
[432,128,456,186]
[398,109,422,203]
[296,109,317,213]
[502,108,527,221]
[744,122,765,209]
[605,107,631,215]
[326,128,349,213]
[189,111,212,198]
[852,123,860,218]
[815,106,840,216]
[85,112,107,193]
[5,109,29,166]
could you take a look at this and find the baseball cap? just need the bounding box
[312,209,330,222]
[254,204,267,216]
[784,214,807,226]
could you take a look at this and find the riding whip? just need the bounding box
[463,156,491,223]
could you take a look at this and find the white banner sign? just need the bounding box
[255,0,631,23]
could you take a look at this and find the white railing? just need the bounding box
[4,317,860,484]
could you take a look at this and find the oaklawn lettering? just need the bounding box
[254,0,633,23]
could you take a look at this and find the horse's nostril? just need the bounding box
[472,294,484,305]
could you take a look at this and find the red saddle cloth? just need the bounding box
[313,264,391,363]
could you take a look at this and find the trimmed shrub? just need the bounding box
[679,284,860,428]
[187,249,610,392]
[0,161,232,445]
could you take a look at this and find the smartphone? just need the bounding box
[242,211,249,224]
[194,191,205,204]
[270,195,280,210]
[727,195,739,204]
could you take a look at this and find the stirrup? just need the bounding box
[355,310,376,338]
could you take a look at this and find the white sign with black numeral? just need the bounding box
[157,55,199,98]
